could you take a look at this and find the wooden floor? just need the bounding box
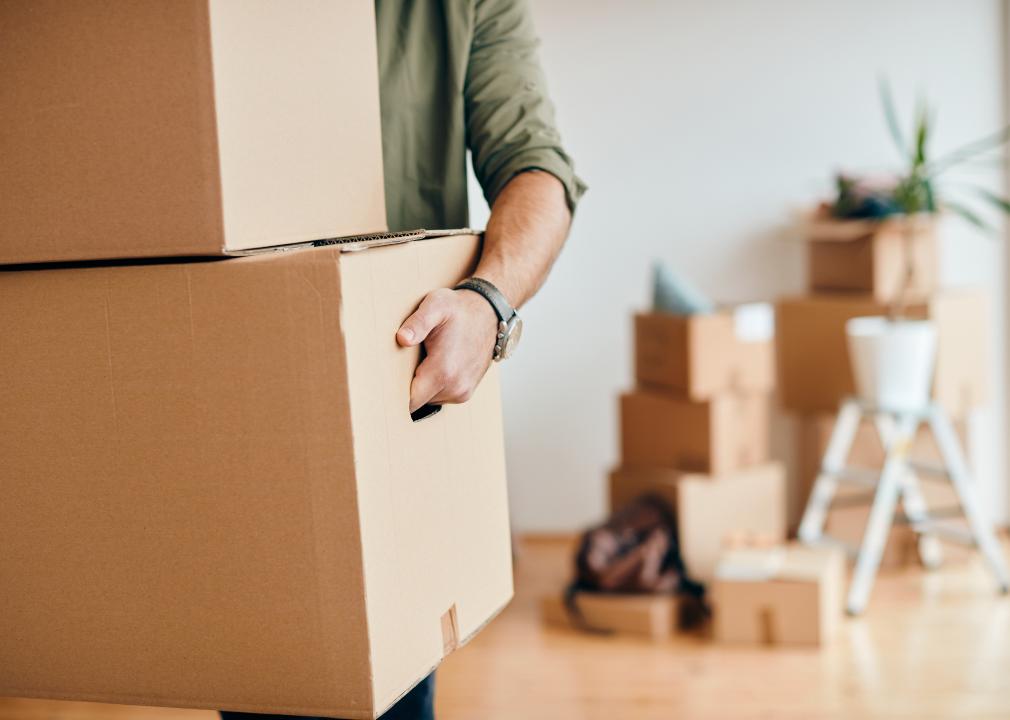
[3,535,1010,720]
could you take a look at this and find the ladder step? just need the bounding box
[909,521,976,546]
[907,460,951,480]
[801,534,860,560]
[820,466,879,487]
[831,492,876,508]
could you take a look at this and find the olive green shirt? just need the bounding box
[375,0,586,231]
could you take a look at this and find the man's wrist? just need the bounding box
[454,277,523,361]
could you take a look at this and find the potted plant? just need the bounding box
[825,82,1010,411]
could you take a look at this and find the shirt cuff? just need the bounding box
[482,148,587,215]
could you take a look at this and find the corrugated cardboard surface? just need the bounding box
[608,466,682,514]
[0,234,511,718]
[620,391,770,474]
[634,312,774,399]
[208,0,386,251]
[541,593,678,639]
[677,463,787,581]
[808,222,937,302]
[339,237,513,713]
[776,290,988,417]
[712,546,844,646]
[0,0,386,264]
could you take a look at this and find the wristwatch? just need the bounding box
[454,277,523,361]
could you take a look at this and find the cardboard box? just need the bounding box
[806,215,937,302]
[0,0,386,264]
[776,290,988,417]
[677,463,788,580]
[609,464,787,581]
[712,545,844,646]
[609,465,681,514]
[620,391,770,475]
[540,593,679,640]
[634,306,774,399]
[0,233,511,719]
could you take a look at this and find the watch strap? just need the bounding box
[454,277,515,322]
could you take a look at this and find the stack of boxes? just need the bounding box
[544,298,853,647]
[543,301,791,639]
[0,4,512,718]
[613,302,787,582]
[777,214,988,562]
[544,300,856,646]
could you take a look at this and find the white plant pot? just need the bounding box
[845,316,937,411]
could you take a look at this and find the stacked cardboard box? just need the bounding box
[0,4,511,719]
[778,214,989,542]
[711,544,845,647]
[613,304,787,583]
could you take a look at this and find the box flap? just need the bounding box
[230,229,481,257]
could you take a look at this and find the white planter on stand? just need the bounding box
[846,316,938,411]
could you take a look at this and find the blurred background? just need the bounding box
[469,0,1009,533]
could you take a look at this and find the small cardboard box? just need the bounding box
[712,545,844,647]
[608,466,681,514]
[620,390,770,474]
[806,215,937,302]
[776,290,988,417]
[0,0,386,264]
[634,304,774,399]
[677,463,788,581]
[0,233,511,719]
[540,593,679,640]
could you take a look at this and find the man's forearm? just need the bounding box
[472,170,572,308]
[396,169,572,411]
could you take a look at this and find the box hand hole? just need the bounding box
[410,403,442,423]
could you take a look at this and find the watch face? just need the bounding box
[501,316,523,359]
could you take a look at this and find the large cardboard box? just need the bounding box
[634,307,774,399]
[677,463,787,581]
[620,390,769,474]
[540,593,680,640]
[776,290,988,417]
[0,0,386,264]
[712,545,844,646]
[0,233,512,719]
[806,215,937,302]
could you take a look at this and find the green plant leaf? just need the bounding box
[945,199,992,232]
[879,77,908,160]
[973,187,1010,215]
[927,125,1010,175]
[913,99,930,167]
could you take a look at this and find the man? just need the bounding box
[222,0,582,718]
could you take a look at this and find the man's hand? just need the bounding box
[396,288,499,413]
[395,170,571,413]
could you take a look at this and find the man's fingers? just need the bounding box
[409,358,446,413]
[397,290,451,347]
[410,358,476,412]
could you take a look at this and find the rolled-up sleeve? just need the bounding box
[464,0,586,212]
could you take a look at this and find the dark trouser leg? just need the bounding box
[219,671,435,720]
[379,672,435,720]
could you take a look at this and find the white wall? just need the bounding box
[468,0,1008,532]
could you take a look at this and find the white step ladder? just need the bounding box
[798,397,1010,615]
